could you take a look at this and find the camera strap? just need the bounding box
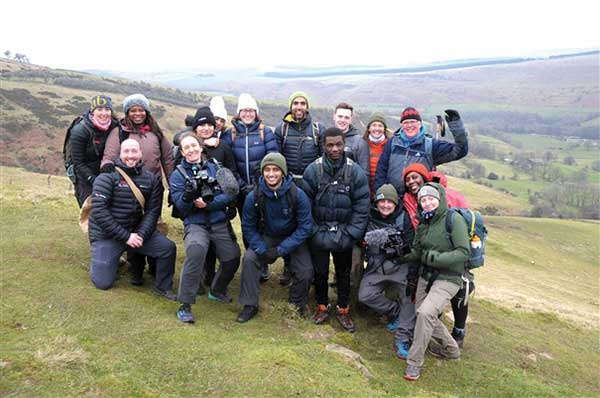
[115,167,145,212]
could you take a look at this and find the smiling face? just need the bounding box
[405,171,425,195]
[420,195,440,212]
[195,123,215,139]
[92,107,112,123]
[215,117,226,132]
[127,105,147,125]
[239,109,257,124]
[401,119,421,139]
[180,135,202,164]
[120,139,142,167]
[291,97,308,121]
[368,121,385,139]
[333,108,352,132]
[376,199,396,217]
[263,165,283,190]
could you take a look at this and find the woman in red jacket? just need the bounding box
[363,112,392,195]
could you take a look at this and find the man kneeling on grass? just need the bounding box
[88,139,176,300]
[236,153,314,323]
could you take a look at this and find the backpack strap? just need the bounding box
[311,121,320,146]
[259,122,265,142]
[253,185,265,233]
[424,136,433,169]
[231,125,237,143]
[445,208,457,248]
[281,122,289,147]
[115,167,145,211]
[287,181,298,215]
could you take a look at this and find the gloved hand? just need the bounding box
[259,248,279,264]
[444,109,465,135]
[100,163,115,174]
[182,179,200,202]
[421,250,439,266]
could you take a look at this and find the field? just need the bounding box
[1,167,599,397]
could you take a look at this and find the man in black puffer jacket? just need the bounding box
[88,139,176,300]
[303,127,370,332]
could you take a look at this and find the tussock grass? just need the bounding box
[1,167,599,397]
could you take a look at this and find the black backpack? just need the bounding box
[62,116,90,182]
[253,182,298,235]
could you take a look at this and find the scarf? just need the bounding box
[396,126,426,147]
[89,114,111,131]
[421,209,437,220]
[368,133,385,143]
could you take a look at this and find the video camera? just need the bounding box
[381,230,411,259]
[184,168,219,203]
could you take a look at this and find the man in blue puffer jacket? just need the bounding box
[237,153,313,323]
[374,107,468,195]
[170,134,241,323]
[88,139,176,300]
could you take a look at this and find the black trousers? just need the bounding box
[311,248,353,308]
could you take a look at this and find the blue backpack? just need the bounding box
[445,208,487,269]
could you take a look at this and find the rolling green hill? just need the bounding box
[1,166,599,397]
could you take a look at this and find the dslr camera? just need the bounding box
[382,230,411,259]
[184,168,219,203]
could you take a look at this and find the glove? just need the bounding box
[182,179,200,202]
[100,163,115,174]
[421,250,439,266]
[260,248,279,265]
[444,109,465,135]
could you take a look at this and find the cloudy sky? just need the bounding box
[1,0,598,72]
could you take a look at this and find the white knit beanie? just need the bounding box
[236,93,259,115]
[209,96,228,120]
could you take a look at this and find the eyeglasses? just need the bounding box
[240,109,256,114]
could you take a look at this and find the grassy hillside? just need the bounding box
[1,167,599,397]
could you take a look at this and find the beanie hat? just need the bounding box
[192,106,216,130]
[209,96,228,120]
[260,152,287,176]
[90,95,113,111]
[400,107,421,123]
[375,184,399,205]
[236,93,259,115]
[367,111,387,130]
[123,94,151,114]
[288,91,309,109]
[417,185,440,202]
[402,163,432,184]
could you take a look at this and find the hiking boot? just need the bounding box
[427,344,460,360]
[312,304,331,325]
[259,264,270,283]
[152,287,177,301]
[404,364,421,381]
[208,291,232,303]
[335,306,355,333]
[278,268,292,286]
[386,315,401,333]
[452,327,465,348]
[297,304,310,318]
[236,305,258,323]
[177,303,195,323]
[394,340,411,360]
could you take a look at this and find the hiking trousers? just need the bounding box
[90,231,175,292]
[177,222,240,305]
[358,260,415,342]
[407,277,460,368]
[239,236,313,308]
[312,248,353,308]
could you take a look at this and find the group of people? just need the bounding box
[71,91,471,380]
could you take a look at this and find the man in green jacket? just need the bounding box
[401,183,470,381]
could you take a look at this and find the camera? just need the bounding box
[184,168,219,203]
[382,230,411,259]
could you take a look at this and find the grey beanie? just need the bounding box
[417,185,440,202]
[123,94,151,114]
[261,153,287,176]
[375,184,399,205]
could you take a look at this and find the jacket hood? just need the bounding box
[258,174,293,199]
[416,182,448,223]
[393,125,427,147]
[429,171,448,187]
[282,111,312,126]
[344,124,359,138]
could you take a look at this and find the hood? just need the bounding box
[344,124,359,138]
[258,174,293,199]
[416,182,448,223]
[429,171,448,187]
[282,111,313,127]
[393,125,427,147]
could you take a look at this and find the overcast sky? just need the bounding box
[1,0,598,73]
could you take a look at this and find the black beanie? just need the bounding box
[192,106,216,130]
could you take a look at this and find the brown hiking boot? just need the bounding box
[336,306,355,333]
[312,304,330,324]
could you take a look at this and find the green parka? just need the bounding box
[404,182,470,286]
